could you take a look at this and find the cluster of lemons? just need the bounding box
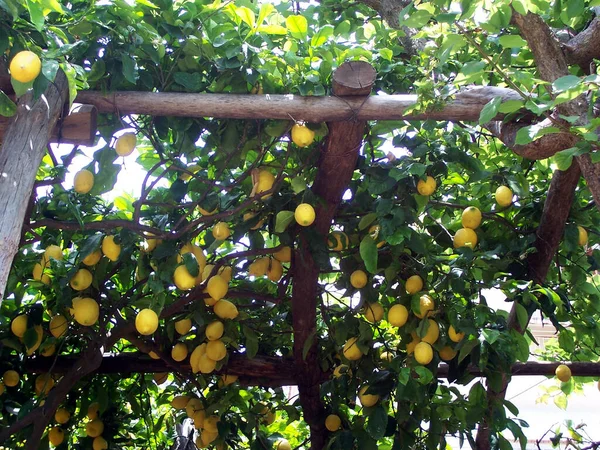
[47,402,109,449]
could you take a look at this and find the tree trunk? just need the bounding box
[0,70,68,302]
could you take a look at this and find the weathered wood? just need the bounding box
[75,86,521,122]
[0,70,68,303]
[331,61,376,96]
[563,17,600,70]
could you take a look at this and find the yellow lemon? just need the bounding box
[221,374,238,386]
[41,343,56,357]
[453,228,478,249]
[11,314,28,338]
[200,430,219,446]
[25,324,44,355]
[342,337,363,361]
[48,426,65,446]
[212,222,230,240]
[43,245,63,264]
[206,339,227,361]
[333,364,351,378]
[363,302,384,323]
[9,50,41,83]
[35,373,54,395]
[190,343,207,373]
[325,414,341,431]
[207,274,228,301]
[328,231,349,251]
[495,185,513,207]
[180,164,200,181]
[3,370,19,387]
[249,257,270,277]
[74,169,94,194]
[415,295,434,319]
[448,325,465,342]
[33,262,51,285]
[276,439,292,450]
[295,203,316,226]
[213,299,239,320]
[55,408,70,424]
[219,266,233,282]
[135,308,159,335]
[101,235,121,261]
[350,270,367,289]
[198,206,217,216]
[380,351,394,362]
[153,372,168,384]
[291,123,315,147]
[87,402,100,419]
[175,318,192,335]
[148,351,160,360]
[439,346,457,361]
[267,258,284,282]
[243,211,265,230]
[70,297,99,326]
[177,243,207,276]
[254,169,275,199]
[93,436,108,450]
[170,395,190,409]
[358,386,379,407]
[82,250,102,266]
[556,364,571,383]
[417,176,436,196]
[192,409,206,429]
[86,419,104,438]
[405,275,423,294]
[115,132,137,156]
[172,343,188,362]
[421,319,439,344]
[198,353,217,373]
[578,226,588,246]
[273,246,292,263]
[70,268,93,291]
[461,206,482,229]
[206,320,224,341]
[414,341,433,365]
[186,398,203,417]
[204,415,220,433]
[173,265,196,290]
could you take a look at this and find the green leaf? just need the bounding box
[552,75,582,92]
[360,236,378,274]
[310,25,333,47]
[173,72,203,91]
[358,213,377,231]
[256,3,274,25]
[0,0,19,20]
[366,405,387,439]
[401,9,432,28]
[121,54,138,84]
[41,59,59,82]
[275,210,295,233]
[497,35,527,48]
[23,326,38,350]
[243,325,259,359]
[41,0,64,13]
[26,0,44,31]
[286,15,308,40]
[478,96,502,124]
[515,302,529,331]
[0,90,16,117]
[183,253,199,278]
[302,330,317,360]
[497,100,524,114]
[236,6,255,29]
[553,147,580,171]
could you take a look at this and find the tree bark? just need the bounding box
[0,70,68,302]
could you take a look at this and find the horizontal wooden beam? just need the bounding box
[75,86,521,122]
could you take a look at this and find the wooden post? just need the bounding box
[0,71,68,302]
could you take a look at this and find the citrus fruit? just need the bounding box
[70,268,93,291]
[207,274,228,301]
[276,439,292,450]
[115,132,137,156]
[325,414,341,431]
[175,318,192,335]
[212,222,230,240]
[221,374,238,386]
[453,228,478,249]
[350,269,367,289]
[148,351,160,360]
[448,325,465,342]
[358,386,379,407]
[11,314,28,338]
[186,398,203,417]
[267,258,284,282]
[206,339,227,361]
[10,51,41,83]
[192,409,206,429]
[342,337,362,361]
[273,246,292,262]
[328,231,348,251]
[249,257,270,277]
[41,343,56,357]
[87,402,100,419]
[213,299,238,320]
[462,206,482,229]
[253,169,275,199]
[421,319,439,344]
[33,262,51,285]
[74,169,94,194]
[55,408,70,424]
[414,341,434,365]
[171,395,190,409]
[495,185,513,207]
[578,226,588,246]
[177,243,206,272]
[153,372,168,384]
[143,235,161,252]
[417,176,436,196]
[172,343,188,362]
[199,353,217,373]
[556,364,571,382]
[363,302,384,323]
[180,164,200,181]
[70,297,99,326]
[82,250,102,266]
[101,235,121,261]
[86,419,104,438]
[415,295,434,319]
[48,426,65,446]
[198,206,217,216]
[295,203,316,226]
[3,370,19,387]
[135,308,159,335]
[388,304,409,327]
[173,265,196,290]
[332,364,350,378]
[93,436,108,450]
[439,346,457,361]
[405,275,423,294]
[291,123,315,147]
[243,211,265,230]
[35,373,54,395]
[206,320,224,341]
[43,245,63,264]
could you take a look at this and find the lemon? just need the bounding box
[325,414,341,431]
[291,123,315,147]
[172,343,188,362]
[3,370,19,387]
[417,176,436,196]
[556,364,571,383]
[221,374,238,386]
[243,211,265,230]
[273,245,292,262]
[214,299,239,320]
[70,297,99,326]
[55,408,70,424]
[453,228,478,249]
[11,314,28,338]
[153,372,168,384]
[206,320,224,341]
[212,222,230,240]
[70,268,93,291]
[192,409,206,429]
[358,386,379,407]
[332,364,351,378]
[178,243,207,273]
[43,245,63,265]
[10,50,41,83]
[200,430,219,446]
[380,351,394,362]
[405,275,423,294]
[190,343,207,372]
[33,262,51,285]
[82,249,102,266]
[267,258,284,282]
[448,325,465,342]
[204,415,220,432]
[186,398,203,417]
[199,354,217,373]
[439,346,457,361]
[206,339,227,361]
[173,265,196,290]
[249,257,270,277]
[86,419,104,438]
[101,235,121,261]
[93,436,108,450]
[135,308,159,335]
[87,402,100,419]
[578,226,588,246]
[328,231,348,251]
[414,341,433,365]
[198,206,217,216]
[180,164,200,181]
[295,203,316,226]
[415,295,434,319]
[115,132,137,156]
[148,350,160,360]
[254,169,275,199]
[207,274,228,301]
[35,373,54,395]
[26,325,44,355]
[74,169,94,194]
[48,426,65,446]
[170,395,190,409]
[461,206,482,229]
[276,439,292,450]
[342,337,363,361]
[350,270,367,289]
[143,234,161,252]
[363,302,384,323]
[407,335,420,354]
[219,266,233,282]
[421,319,439,344]
[495,185,513,207]
[41,343,56,357]
[175,318,192,335]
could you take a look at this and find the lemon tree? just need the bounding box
[1,1,600,450]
